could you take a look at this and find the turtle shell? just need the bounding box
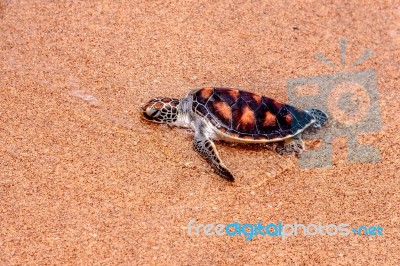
[190,87,314,141]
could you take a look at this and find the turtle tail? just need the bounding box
[306,108,329,128]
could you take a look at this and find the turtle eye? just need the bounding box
[146,107,160,118]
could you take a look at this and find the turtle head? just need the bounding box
[142,97,180,124]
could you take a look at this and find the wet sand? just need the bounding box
[1,1,399,264]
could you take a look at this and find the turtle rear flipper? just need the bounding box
[306,108,329,128]
[275,135,304,155]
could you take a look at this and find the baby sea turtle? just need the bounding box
[142,88,328,181]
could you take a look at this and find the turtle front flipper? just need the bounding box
[193,137,234,182]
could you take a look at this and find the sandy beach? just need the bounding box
[1,1,399,264]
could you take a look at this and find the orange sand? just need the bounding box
[1,1,399,264]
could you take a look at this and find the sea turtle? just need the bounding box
[142,88,328,181]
